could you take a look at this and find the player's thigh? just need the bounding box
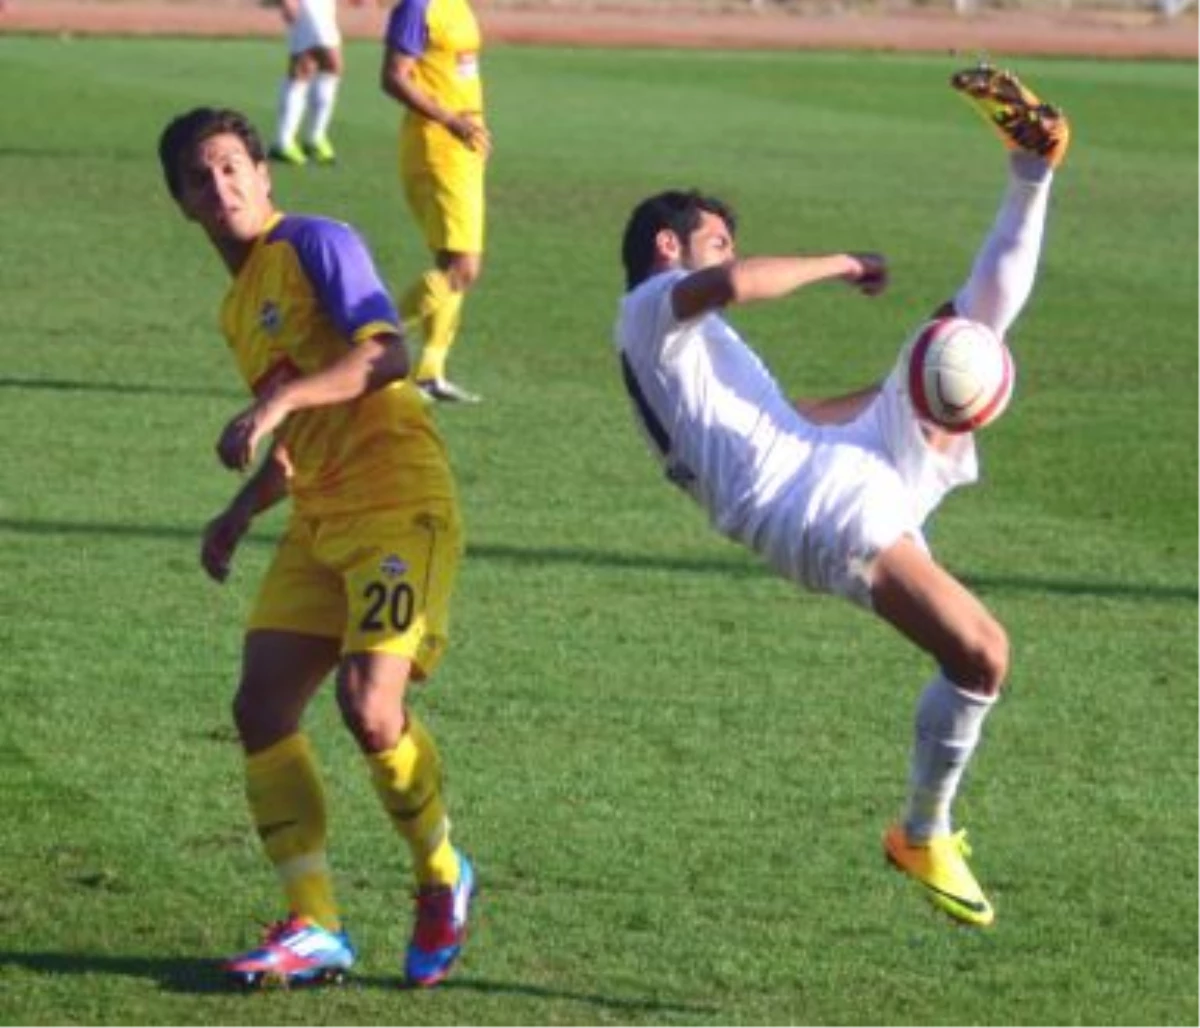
[869,534,1007,689]
[236,630,339,752]
[401,148,484,254]
[317,505,463,678]
[247,518,346,642]
[432,155,485,254]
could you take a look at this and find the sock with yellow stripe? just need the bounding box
[244,733,341,930]
[366,714,459,887]
[400,268,465,383]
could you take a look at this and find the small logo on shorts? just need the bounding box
[380,554,408,579]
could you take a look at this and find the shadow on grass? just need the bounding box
[0,951,714,1014]
[0,376,238,400]
[0,951,229,995]
[0,516,1195,604]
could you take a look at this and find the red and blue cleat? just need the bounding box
[404,849,476,988]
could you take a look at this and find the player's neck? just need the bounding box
[209,220,270,277]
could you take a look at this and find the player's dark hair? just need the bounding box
[620,189,737,290]
[158,107,266,201]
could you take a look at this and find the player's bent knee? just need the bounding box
[440,253,482,291]
[335,668,408,753]
[950,619,1009,696]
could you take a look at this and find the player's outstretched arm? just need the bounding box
[671,252,888,321]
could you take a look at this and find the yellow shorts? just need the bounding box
[400,133,486,254]
[247,504,462,677]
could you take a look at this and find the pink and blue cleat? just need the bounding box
[224,914,355,989]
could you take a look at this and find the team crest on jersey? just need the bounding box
[258,301,282,334]
[380,554,408,579]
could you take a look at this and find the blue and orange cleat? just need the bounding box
[884,822,995,927]
[404,849,476,988]
[224,915,355,989]
[951,64,1071,168]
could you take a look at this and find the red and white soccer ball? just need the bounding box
[907,316,1015,433]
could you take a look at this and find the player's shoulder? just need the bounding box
[626,268,688,306]
[618,269,692,353]
[269,213,377,270]
[268,212,362,249]
[622,269,690,324]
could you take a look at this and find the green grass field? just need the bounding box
[0,35,1196,1026]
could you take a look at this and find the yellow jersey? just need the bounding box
[219,212,457,517]
[385,0,483,147]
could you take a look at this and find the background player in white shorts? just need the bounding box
[270,0,346,165]
[613,66,1071,927]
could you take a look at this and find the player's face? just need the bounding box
[176,133,273,243]
[680,211,735,270]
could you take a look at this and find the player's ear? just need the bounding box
[654,228,682,264]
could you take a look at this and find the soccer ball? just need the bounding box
[906,316,1014,433]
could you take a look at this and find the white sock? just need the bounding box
[275,77,308,150]
[903,673,996,842]
[306,73,340,145]
[952,154,1053,338]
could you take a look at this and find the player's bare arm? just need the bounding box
[201,444,290,582]
[380,51,492,155]
[793,383,883,425]
[671,252,889,322]
[216,332,410,471]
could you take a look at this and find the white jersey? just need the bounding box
[615,269,816,543]
[614,269,979,606]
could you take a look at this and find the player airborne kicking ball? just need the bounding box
[613,66,1069,928]
[158,106,476,989]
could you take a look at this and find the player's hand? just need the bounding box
[447,114,492,157]
[845,252,888,296]
[200,502,252,583]
[215,400,286,472]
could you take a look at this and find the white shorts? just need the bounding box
[288,0,340,53]
[754,356,978,609]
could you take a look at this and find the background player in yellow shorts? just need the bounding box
[158,106,475,989]
[381,0,490,403]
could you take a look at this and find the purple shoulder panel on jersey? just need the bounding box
[270,215,400,343]
[385,0,431,56]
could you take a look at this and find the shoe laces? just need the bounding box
[412,886,459,950]
[259,913,309,946]
[946,829,973,859]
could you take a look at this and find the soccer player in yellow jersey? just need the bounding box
[158,106,475,989]
[381,0,490,403]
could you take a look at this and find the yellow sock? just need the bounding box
[366,714,459,887]
[400,268,464,382]
[244,733,340,930]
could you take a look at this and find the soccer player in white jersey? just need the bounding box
[614,66,1070,927]
[270,0,346,166]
